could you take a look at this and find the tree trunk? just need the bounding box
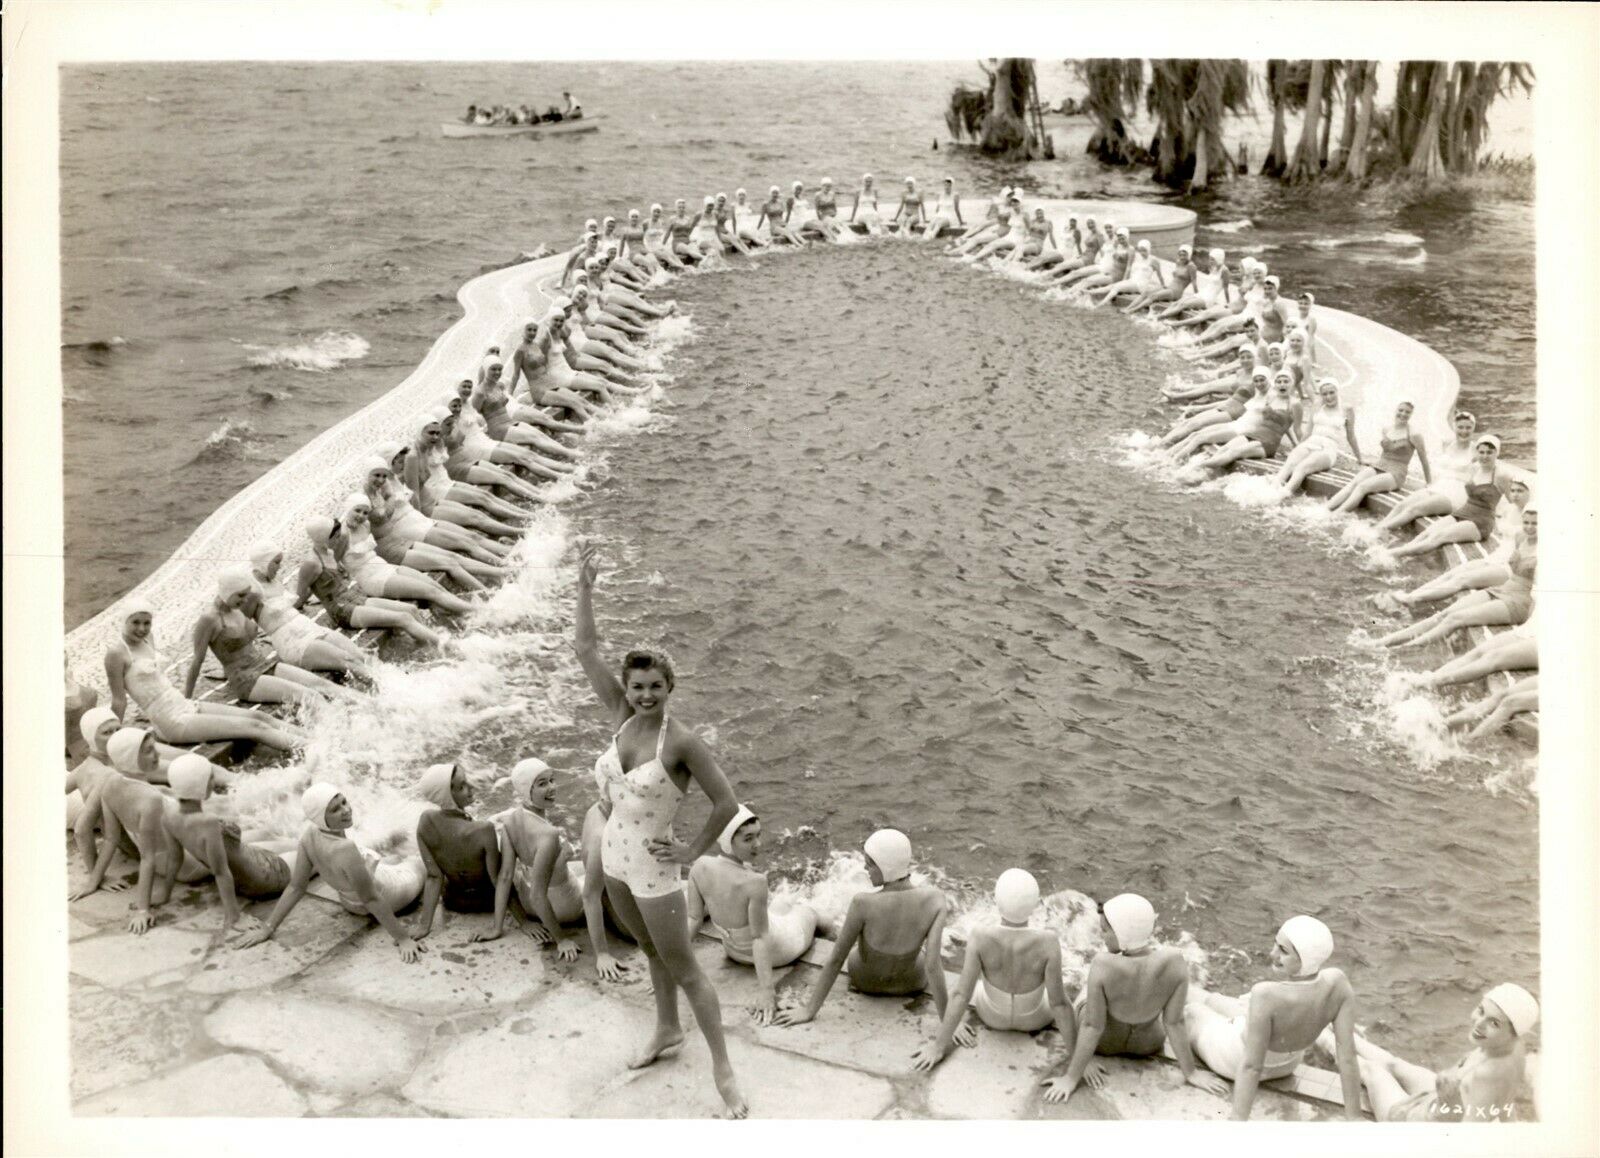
[1260,61,1289,175]
[1331,60,1361,175]
[1287,59,1325,181]
[980,59,1037,157]
[1345,63,1377,182]
[1319,89,1334,169]
[1444,62,1475,173]
[1407,61,1449,179]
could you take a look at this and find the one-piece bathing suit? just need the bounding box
[594,715,684,899]
[1376,428,1419,486]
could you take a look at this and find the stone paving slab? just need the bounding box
[204,992,431,1098]
[76,1053,309,1118]
[752,983,944,1076]
[186,904,369,996]
[580,1033,897,1120]
[70,924,213,989]
[69,984,200,1102]
[305,916,554,1016]
[925,1024,1061,1118]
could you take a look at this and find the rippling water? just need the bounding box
[60,64,1537,1064]
[62,61,1533,626]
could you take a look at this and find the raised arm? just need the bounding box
[776,895,863,1026]
[572,542,627,717]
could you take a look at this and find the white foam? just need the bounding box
[244,330,370,372]
[1309,231,1425,249]
[1206,219,1254,234]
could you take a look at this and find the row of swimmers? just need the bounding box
[87,249,675,760]
[555,175,984,278]
[68,540,1540,1121]
[931,200,1539,734]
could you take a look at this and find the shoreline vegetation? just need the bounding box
[945,58,1534,197]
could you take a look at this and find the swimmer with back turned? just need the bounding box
[1042,894,1225,1102]
[687,805,823,1024]
[413,763,503,938]
[912,869,1070,1072]
[1184,914,1362,1120]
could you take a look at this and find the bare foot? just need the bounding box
[714,1059,748,1119]
[627,1027,685,1070]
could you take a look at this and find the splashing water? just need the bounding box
[244,330,371,372]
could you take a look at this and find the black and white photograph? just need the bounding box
[5,1,1597,1152]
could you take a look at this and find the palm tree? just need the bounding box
[1186,59,1251,189]
[945,59,1041,157]
[1445,62,1533,174]
[1075,58,1145,165]
[1406,61,1450,179]
[1287,59,1327,181]
[1260,59,1312,176]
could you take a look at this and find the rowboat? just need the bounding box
[440,116,601,140]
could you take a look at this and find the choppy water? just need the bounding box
[61,63,1538,1064]
[62,61,1534,626]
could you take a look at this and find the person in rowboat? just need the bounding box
[297,515,442,647]
[105,604,306,750]
[1041,893,1225,1102]
[912,869,1072,1072]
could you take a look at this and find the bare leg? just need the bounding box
[243,670,335,707]
[349,604,441,647]
[160,706,305,750]
[379,570,473,615]
[295,636,372,678]
[1391,518,1483,560]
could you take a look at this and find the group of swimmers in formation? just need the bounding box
[462,91,582,126]
[67,184,1537,1120]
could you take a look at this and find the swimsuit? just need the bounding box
[254,576,332,666]
[1457,478,1503,538]
[371,489,435,560]
[594,715,684,899]
[1195,1014,1304,1081]
[418,807,498,912]
[211,612,274,699]
[342,525,399,595]
[814,192,837,219]
[223,826,292,897]
[1376,429,1418,486]
[848,932,926,995]
[116,641,200,739]
[1487,538,1536,622]
[309,560,366,627]
[478,390,512,441]
[304,825,425,915]
[1307,406,1350,455]
[1248,403,1295,457]
[974,978,1053,1031]
[1072,992,1167,1056]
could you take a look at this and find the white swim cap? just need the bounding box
[999,185,1012,197]
[718,804,758,857]
[216,565,258,602]
[792,181,802,190]
[419,762,457,809]
[735,187,747,197]
[168,753,214,802]
[820,177,832,186]
[1101,893,1156,951]
[703,195,715,206]
[862,172,874,183]
[341,493,370,518]
[107,727,149,775]
[248,540,282,573]
[863,828,912,883]
[905,176,916,186]
[426,406,450,424]
[1178,243,1192,255]
[1278,914,1334,976]
[79,706,120,754]
[603,215,616,225]
[1476,434,1502,453]
[1264,274,1281,288]
[995,868,1040,923]
[650,202,663,213]
[1210,248,1225,263]
[769,185,781,195]
[305,515,336,553]
[1300,292,1316,305]
[510,757,550,804]
[628,208,641,218]
[584,218,598,230]
[1137,239,1151,251]
[1482,983,1539,1036]
[1116,226,1130,238]
[301,782,341,827]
